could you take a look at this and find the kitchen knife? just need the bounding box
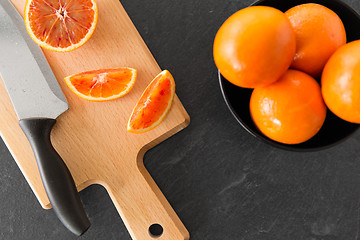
[0,0,90,236]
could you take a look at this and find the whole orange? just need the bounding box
[285,3,346,77]
[213,6,296,88]
[250,69,327,144]
[322,40,360,123]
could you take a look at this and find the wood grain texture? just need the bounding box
[0,0,190,239]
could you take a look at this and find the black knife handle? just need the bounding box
[19,118,90,236]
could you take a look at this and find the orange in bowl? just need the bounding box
[250,69,327,144]
[322,40,360,123]
[285,3,346,77]
[213,6,296,88]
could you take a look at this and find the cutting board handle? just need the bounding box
[104,162,189,240]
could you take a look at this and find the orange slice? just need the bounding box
[127,70,175,133]
[24,0,98,52]
[64,67,137,101]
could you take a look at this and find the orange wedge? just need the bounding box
[127,70,175,133]
[64,67,137,101]
[24,0,98,52]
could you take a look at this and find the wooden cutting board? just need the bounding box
[0,0,190,239]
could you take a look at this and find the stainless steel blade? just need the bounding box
[0,1,68,120]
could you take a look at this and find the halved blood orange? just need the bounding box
[64,67,137,101]
[127,70,175,133]
[24,0,98,52]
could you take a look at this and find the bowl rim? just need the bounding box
[249,0,360,18]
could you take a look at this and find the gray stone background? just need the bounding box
[1,0,360,239]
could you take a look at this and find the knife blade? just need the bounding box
[0,0,90,236]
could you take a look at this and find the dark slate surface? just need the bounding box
[1,0,360,239]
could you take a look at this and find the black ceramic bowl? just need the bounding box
[219,0,360,151]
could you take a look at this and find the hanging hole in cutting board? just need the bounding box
[148,223,163,238]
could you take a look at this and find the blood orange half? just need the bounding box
[127,70,175,133]
[24,0,98,52]
[65,67,137,101]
